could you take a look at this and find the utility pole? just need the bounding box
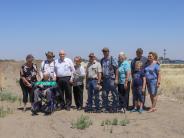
[163,49,166,64]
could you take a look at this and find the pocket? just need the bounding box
[92,67,97,73]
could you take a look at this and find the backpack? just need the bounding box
[41,60,55,73]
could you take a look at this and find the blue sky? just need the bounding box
[0,0,184,60]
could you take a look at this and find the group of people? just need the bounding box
[19,48,161,115]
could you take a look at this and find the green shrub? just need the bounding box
[72,115,93,130]
[112,118,118,126]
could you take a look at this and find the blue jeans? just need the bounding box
[102,78,119,109]
[86,80,100,110]
[147,79,158,96]
[133,86,144,103]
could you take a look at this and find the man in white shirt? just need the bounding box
[55,50,75,111]
[40,51,56,80]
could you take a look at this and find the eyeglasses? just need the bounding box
[59,54,65,55]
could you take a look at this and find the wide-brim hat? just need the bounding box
[45,51,55,58]
[88,53,95,57]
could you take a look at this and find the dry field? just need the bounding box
[0,61,184,138]
[159,64,184,102]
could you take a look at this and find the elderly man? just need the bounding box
[54,50,75,111]
[40,51,56,81]
[100,47,119,112]
[85,53,102,113]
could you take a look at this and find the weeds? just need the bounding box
[119,119,130,126]
[71,115,93,130]
[0,91,18,103]
[0,106,14,118]
[101,118,130,127]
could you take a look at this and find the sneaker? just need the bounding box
[119,108,126,113]
[130,108,137,112]
[94,109,101,113]
[111,108,118,113]
[66,107,71,111]
[102,109,109,113]
[138,109,144,113]
[31,108,38,115]
[84,108,93,113]
[77,107,83,111]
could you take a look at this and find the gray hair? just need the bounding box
[119,52,127,59]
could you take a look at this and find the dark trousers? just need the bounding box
[33,87,53,103]
[118,82,130,109]
[19,79,34,104]
[57,77,72,108]
[73,85,84,108]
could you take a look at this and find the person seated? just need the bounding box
[31,73,57,115]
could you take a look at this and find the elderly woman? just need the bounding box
[19,54,39,111]
[73,56,85,110]
[145,52,161,112]
[115,52,131,113]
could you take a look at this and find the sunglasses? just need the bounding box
[103,51,109,53]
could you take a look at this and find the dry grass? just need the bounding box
[159,65,184,102]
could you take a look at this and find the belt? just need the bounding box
[57,76,71,78]
[87,78,97,81]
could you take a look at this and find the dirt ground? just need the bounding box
[0,95,184,138]
[0,61,184,138]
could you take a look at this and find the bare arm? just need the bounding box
[97,72,102,84]
[142,77,146,91]
[157,70,161,87]
[124,70,131,89]
[115,69,119,85]
[20,68,31,87]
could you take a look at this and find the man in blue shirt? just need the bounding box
[101,47,119,112]
[131,48,148,108]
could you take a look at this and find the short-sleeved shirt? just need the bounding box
[54,58,75,78]
[145,63,160,81]
[131,56,147,74]
[86,60,102,79]
[118,60,131,84]
[73,65,85,86]
[132,70,145,87]
[101,56,118,79]
[20,63,38,83]
[40,60,56,80]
